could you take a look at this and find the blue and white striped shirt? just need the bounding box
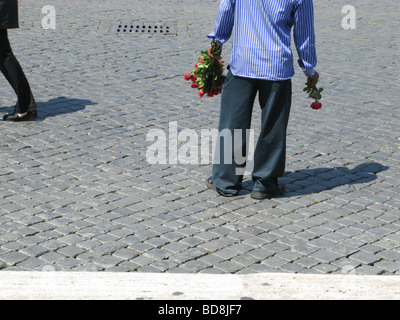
[208,0,317,80]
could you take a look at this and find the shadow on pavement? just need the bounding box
[37,96,98,119]
[24,96,97,120]
[240,162,389,197]
[1,97,97,120]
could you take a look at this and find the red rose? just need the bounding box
[310,101,322,110]
[184,72,191,81]
[191,82,198,88]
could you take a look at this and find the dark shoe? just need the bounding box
[3,110,37,122]
[205,177,238,197]
[250,185,285,200]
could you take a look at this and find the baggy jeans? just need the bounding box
[212,70,292,196]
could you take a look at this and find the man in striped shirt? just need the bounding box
[206,0,319,200]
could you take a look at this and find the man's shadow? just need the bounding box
[241,162,389,197]
[0,96,97,120]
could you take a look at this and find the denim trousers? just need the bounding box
[212,70,292,196]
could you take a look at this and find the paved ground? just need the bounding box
[0,0,399,277]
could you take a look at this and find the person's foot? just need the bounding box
[250,186,285,200]
[3,110,37,121]
[205,177,238,197]
[250,178,285,200]
[205,177,218,192]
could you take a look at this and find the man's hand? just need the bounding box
[307,71,319,86]
[207,46,221,61]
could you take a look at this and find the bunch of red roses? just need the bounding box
[184,40,226,98]
[303,73,324,110]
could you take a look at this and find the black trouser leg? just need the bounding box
[211,70,258,196]
[0,29,36,114]
[252,79,292,192]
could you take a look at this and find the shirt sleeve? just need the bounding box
[207,0,236,44]
[293,0,317,77]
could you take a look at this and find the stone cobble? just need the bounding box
[0,0,399,276]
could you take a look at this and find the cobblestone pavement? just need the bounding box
[0,0,399,275]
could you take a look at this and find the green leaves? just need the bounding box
[304,81,324,102]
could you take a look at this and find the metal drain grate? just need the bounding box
[114,22,177,35]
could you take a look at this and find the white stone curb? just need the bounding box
[1,271,399,300]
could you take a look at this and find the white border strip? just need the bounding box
[1,272,399,300]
